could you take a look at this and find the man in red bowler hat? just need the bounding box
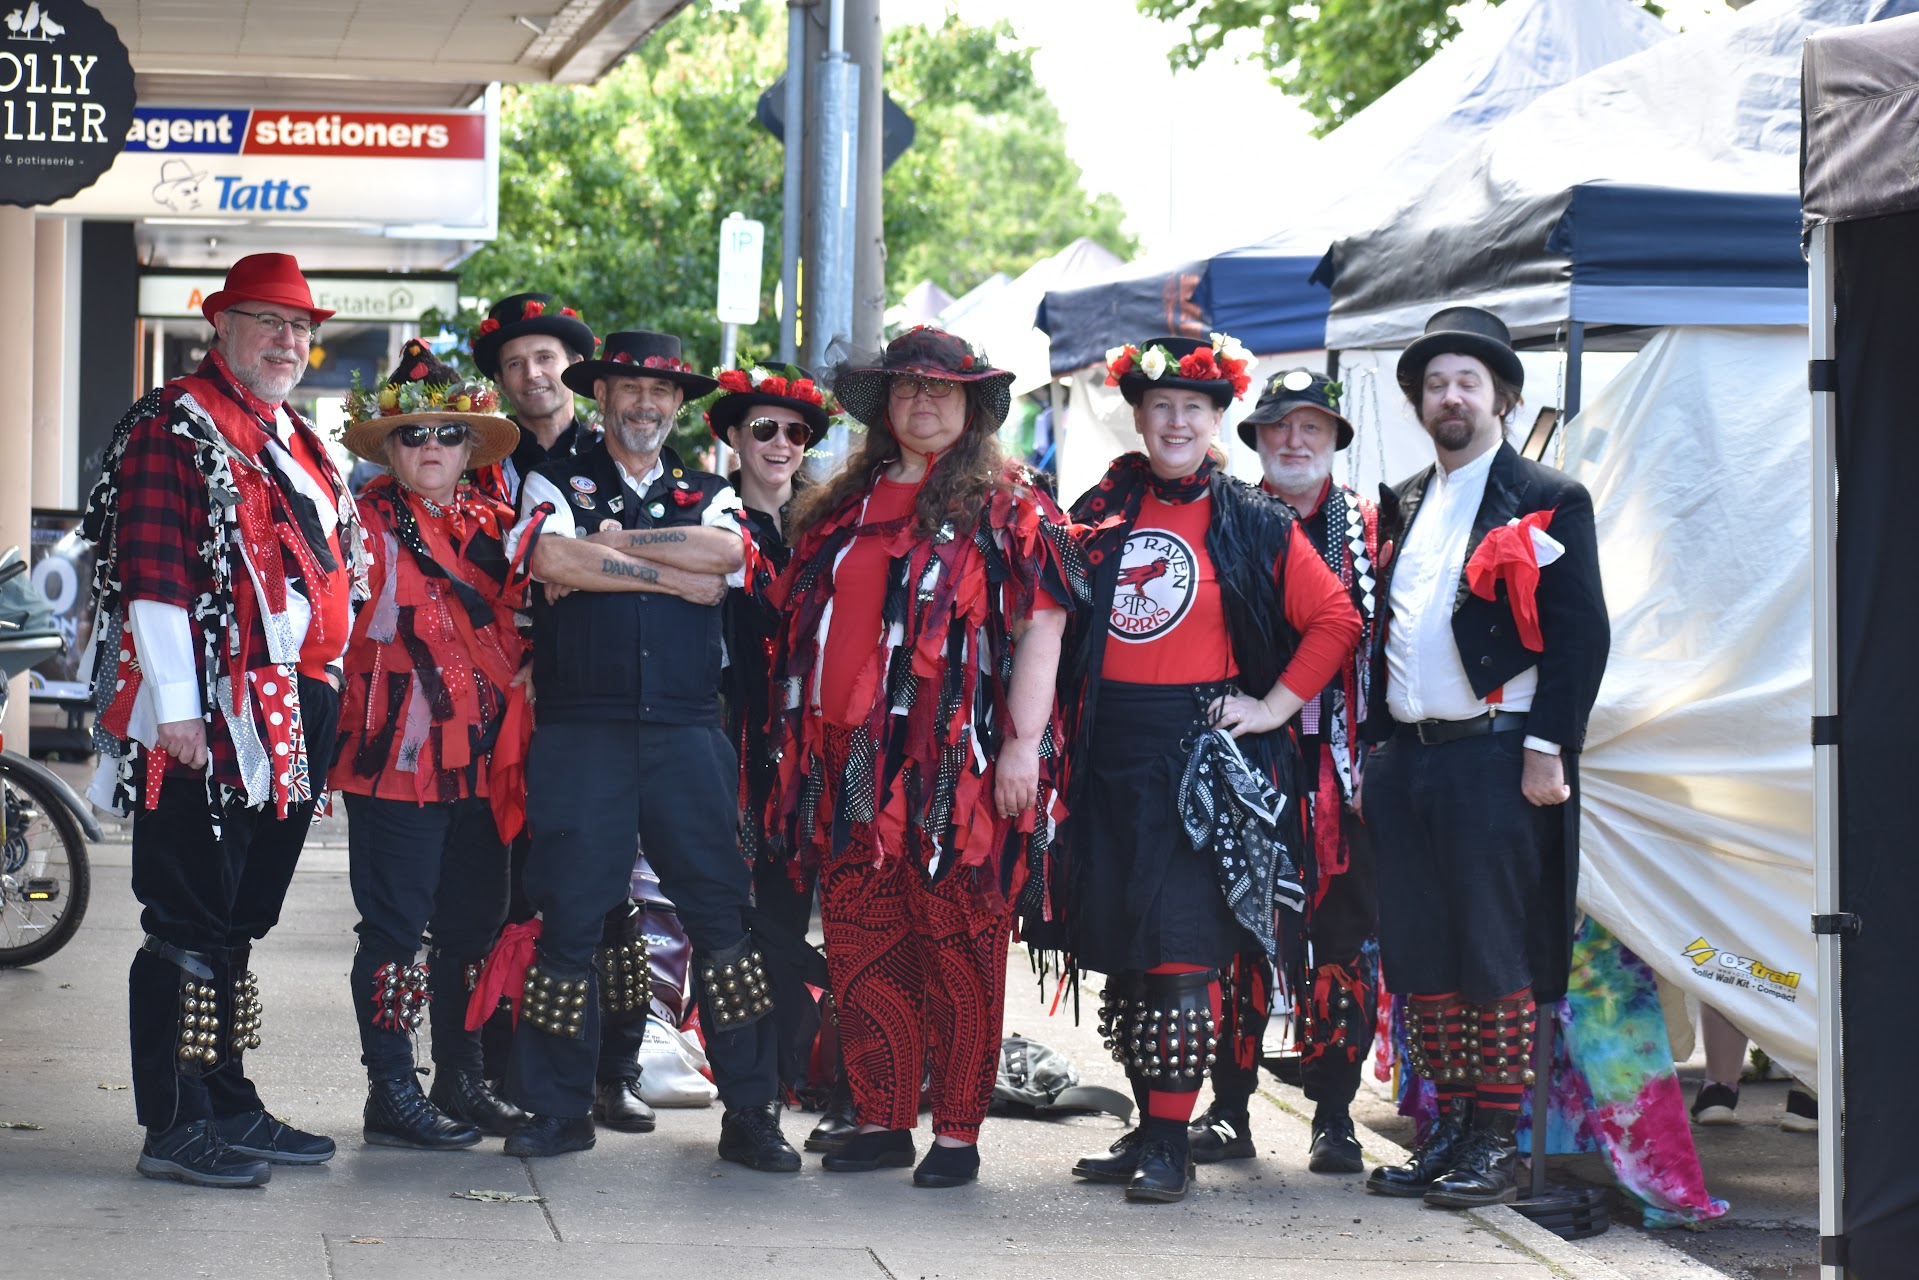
[81,252,369,1188]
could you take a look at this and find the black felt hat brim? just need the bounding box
[707,391,830,444]
[561,361,721,399]
[835,367,1014,434]
[472,315,598,380]
[1396,332,1524,398]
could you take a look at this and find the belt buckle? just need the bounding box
[1415,720,1441,746]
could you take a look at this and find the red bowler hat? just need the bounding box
[200,253,335,324]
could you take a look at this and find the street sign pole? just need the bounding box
[715,210,766,476]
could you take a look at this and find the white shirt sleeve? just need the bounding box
[504,471,578,571]
[704,483,748,587]
[1522,735,1561,756]
[127,598,202,722]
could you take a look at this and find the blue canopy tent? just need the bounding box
[1035,0,1671,371]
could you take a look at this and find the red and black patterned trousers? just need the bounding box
[819,838,1011,1143]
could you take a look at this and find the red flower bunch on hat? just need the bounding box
[560,306,579,318]
[717,369,754,395]
[642,354,692,373]
[715,364,829,409]
[522,300,545,319]
[1104,345,1139,384]
[477,317,501,337]
[612,351,634,364]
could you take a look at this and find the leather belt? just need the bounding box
[1396,710,1529,746]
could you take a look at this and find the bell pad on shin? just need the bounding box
[594,935,652,1021]
[1474,992,1537,1086]
[176,971,224,1076]
[1117,970,1219,1093]
[1406,996,1474,1086]
[522,962,591,1040]
[231,970,263,1054]
[696,939,773,1031]
[370,961,432,1034]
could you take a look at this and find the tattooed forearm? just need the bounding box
[622,530,689,549]
[600,557,660,583]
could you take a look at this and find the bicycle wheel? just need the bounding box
[0,757,92,968]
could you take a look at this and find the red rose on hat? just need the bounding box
[560,307,579,318]
[523,300,545,319]
[760,375,790,397]
[478,317,501,336]
[791,379,821,405]
[717,369,753,394]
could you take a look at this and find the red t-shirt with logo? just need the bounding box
[1101,494,1355,697]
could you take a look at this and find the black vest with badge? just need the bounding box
[528,442,730,725]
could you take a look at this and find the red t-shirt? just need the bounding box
[1100,494,1357,698]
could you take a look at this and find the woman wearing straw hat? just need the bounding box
[1053,334,1359,1203]
[765,327,1081,1188]
[334,341,533,1150]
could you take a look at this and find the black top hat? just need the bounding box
[704,362,834,444]
[561,331,720,399]
[832,326,1015,433]
[1111,334,1255,409]
[1239,367,1353,450]
[1395,306,1524,401]
[470,292,597,380]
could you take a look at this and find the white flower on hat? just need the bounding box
[1140,347,1169,380]
[1212,331,1255,369]
[1105,345,1130,367]
[748,365,772,388]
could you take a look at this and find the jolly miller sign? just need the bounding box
[0,0,134,208]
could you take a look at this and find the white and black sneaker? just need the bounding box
[1189,1105,1256,1163]
[137,1119,271,1188]
[1690,1081,1740,1126]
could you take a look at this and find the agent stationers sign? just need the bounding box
[0,0,134,207]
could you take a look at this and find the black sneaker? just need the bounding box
[213,1109,336,1165]
[718,1103,802,1172]
[1690,1082,1740,1126]
[821,1126,916,1172]
[1307,1111,1365,1174]
[1782,1088,1819,1133]
[912,1141,980,1188]
[1189,1105,1255,1163]
[137,1119,271,1188]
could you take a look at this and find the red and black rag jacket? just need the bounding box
[764,465,1087,908]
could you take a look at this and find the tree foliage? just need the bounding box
[1136,0,1666,135]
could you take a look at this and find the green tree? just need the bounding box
[1137,0,1669,135]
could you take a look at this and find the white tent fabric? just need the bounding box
[940,238,1123,396]
[1560,326,1814,1084]
[1802,9,1919,224]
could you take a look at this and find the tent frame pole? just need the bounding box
[1808,221,1845,1280]
[1563,320,1585,422]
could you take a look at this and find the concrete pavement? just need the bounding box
[0,824,1715,1279]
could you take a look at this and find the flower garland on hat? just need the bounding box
[1105,330,1256,400]
[611,350,695,372]
[475,296,583,338]
[343,368,502,425]
[714,363,833,409]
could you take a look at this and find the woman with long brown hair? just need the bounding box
[766,327,1080,1188]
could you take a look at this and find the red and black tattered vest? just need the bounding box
[334,476,532,838]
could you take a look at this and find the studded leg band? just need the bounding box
[696,937,773,1031]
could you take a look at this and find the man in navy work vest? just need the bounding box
[501,330,799,1170]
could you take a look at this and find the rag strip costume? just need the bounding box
[83,349,367,1135]
[1050,452,1359,1133]
[335,470,532,1126]
[1362,305,1610,1207]
[766,466,1080,1142]
[1210,475,1382,1134]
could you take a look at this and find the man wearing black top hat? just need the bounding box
[1360,306,1608,1209]
[1188,369,1383,1177]
[471,291,601,507]
[501,330,800,1171]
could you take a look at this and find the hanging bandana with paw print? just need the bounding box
[1176,726,1305,961]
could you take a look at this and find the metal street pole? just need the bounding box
[806,0,859,371]
[779,1,807,364]
[846,0,885,356]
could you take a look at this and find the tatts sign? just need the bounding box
[0,0,136,208]
[45,104,495,229]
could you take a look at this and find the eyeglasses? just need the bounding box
[226,308,321,342]
[745,418,811,447]
[393,423,471,449]
[889,375,958,401]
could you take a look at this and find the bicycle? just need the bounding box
[0,548,101,968]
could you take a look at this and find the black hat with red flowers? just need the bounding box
[704,361,835,444]
[1105,334,1257,409]
[831,326,1015,433]
[470,291,597,380]
[561,330,720,399]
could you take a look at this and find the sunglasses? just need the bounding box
[889,375,959,401]
[744,418,811,447]
[393,423,471,449]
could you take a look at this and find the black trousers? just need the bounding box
[510,718,776,1117]
[127,675,338,1132]
[750,855,826,1095]
[1365,728,1549,1002]
[344,793,511,1079]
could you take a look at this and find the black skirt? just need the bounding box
[1067,680,1263,975]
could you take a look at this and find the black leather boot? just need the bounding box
[805,1070,858,1153]
[505,1113,596,1157]
[1424,1108,1521,1208]
[1125,1120,1194,1204]
[1307,1106,1365,1174]
[364,1076,482,1150]
[1070,1127,1145,1183]
[592,1076,657,1133]
[717,1101,802,1172]
[1366,1094,1474,1197]
[430,1066,529,1137]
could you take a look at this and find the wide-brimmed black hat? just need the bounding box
[832,326,1014,432]
[470,292,597,380]
[562,331,720,399]
[1238,367,1354,450]
[1395,306,1524,401]
[1110,334,1255,408]
[704,362,834,444]
[342,337,519,467]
